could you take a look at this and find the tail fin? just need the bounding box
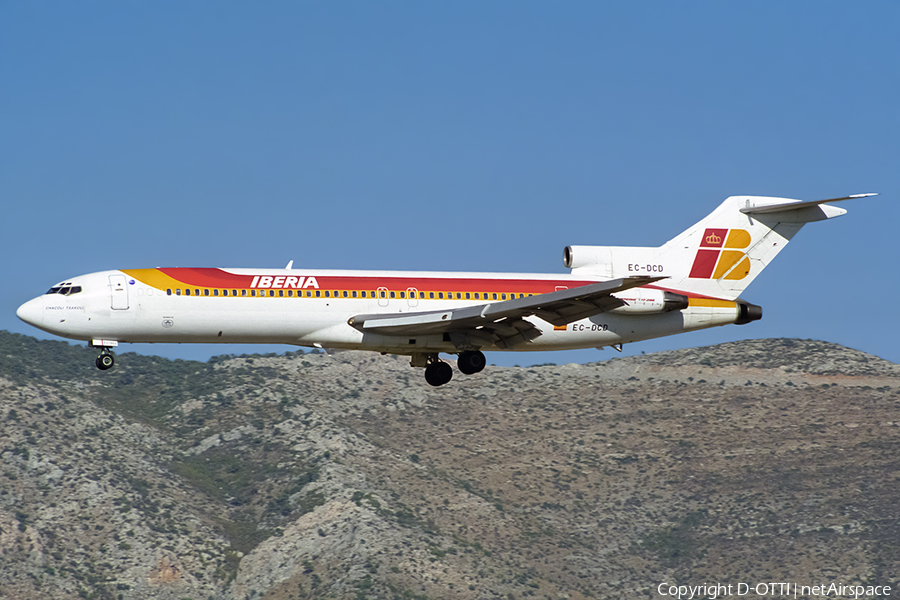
[566,194,875,300]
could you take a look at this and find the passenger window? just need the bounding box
[400,291,405,299]
[352,291,357,298]
[492,293,497,300]
[213,289,219,296]
[279,290,284,297]
[269,290,275,297]
[343,291,348,298]
[250,290,256,297]
[501,293,507,300]
[361,291,366,298]
[167,289,172,296]
[316,291,321,297]
[176,289,181,296]
[390,291,396,299]
[241,290,247,296]
[438,292,443,299]
[429,292,435,299]
[474,293,479,299]
[465,292,470,299]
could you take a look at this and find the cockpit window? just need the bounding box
[46,285,82,296]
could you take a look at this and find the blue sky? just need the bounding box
[2,2,898,367]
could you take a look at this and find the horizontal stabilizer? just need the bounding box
[740,193,877,215]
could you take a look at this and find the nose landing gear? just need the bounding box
[91,340,118,371]
[95,349,115,371]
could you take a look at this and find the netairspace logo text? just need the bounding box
[657,582,892,599]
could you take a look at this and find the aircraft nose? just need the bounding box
[16,297,43,328]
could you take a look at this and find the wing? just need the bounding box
[348,276,664,349]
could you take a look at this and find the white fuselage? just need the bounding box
[16,193,871,385]
[17,267,744,355]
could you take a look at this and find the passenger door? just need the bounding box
[109,275,130,310]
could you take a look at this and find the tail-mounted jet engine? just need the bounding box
[609,288,689,314]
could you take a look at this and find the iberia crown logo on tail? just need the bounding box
[689,228,752,280]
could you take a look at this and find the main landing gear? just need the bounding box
[457,350,487,375]
[424,361,453,387]
[95,349,115,371]
[417,350,486,387]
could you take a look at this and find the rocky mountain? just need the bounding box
[0,331,898,599]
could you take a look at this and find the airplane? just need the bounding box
[16,193,875,386]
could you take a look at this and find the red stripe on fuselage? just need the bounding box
[155,268,594,294]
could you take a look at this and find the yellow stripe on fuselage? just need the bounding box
[122,269,185,291]
[688,297,737,309]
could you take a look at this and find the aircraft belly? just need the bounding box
[517,306,739,351]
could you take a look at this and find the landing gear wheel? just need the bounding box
[457,350,486,375]
[95,352,115,371]
[424,361,453,387]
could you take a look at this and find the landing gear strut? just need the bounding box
[457,350,486,375]
[95,349,115,371]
